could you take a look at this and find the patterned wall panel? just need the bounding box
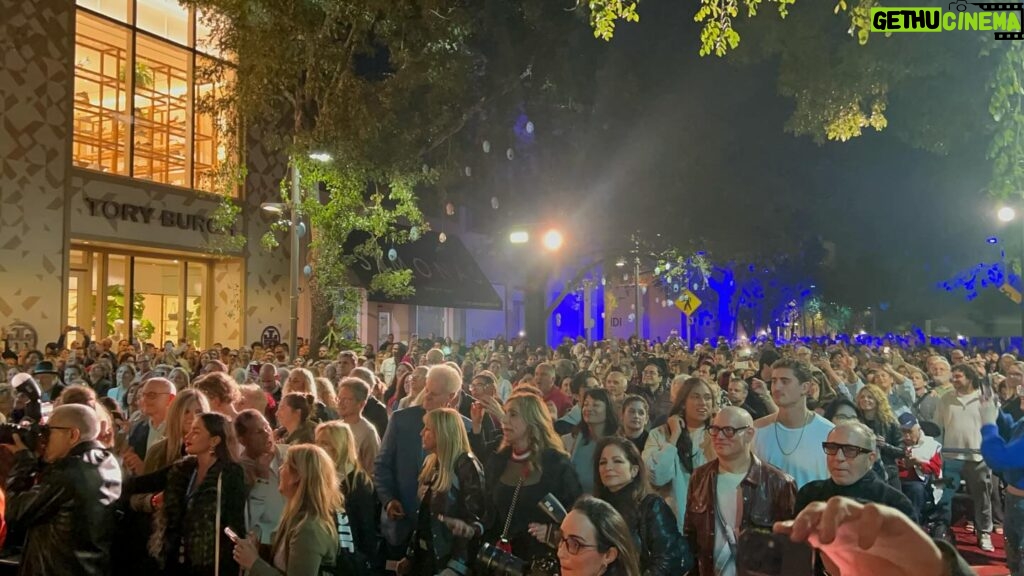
[212,258,242,347]
[241,128,290,347]
[0,0,73,340]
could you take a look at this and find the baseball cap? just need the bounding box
[898,412,918,430]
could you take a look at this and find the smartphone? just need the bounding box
[224,526,240,543]
[982,375,994,401]
[736,527,814,576]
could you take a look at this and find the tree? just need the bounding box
[191,0,607,350]
[585,0,1024,200]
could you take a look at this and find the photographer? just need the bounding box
[5,404,122,575]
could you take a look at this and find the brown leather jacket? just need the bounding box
[683,454,797,576]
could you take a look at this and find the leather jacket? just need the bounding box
[605,490,691,576]
[7,440,123,576]
[683,454,797,576]
[407,452,486,575]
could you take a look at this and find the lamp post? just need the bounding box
[262,152,330,362]
[632,233,642,341]
[998,204,1024,345]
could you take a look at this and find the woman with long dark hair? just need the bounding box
[642,377,716,530]
[562,388,620,494]
[149,412,246,575]
[593,437,688,576]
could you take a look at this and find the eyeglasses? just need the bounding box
[709,425,751,438]
[558,536,599,555]
[822,442,873,458]
[41,425,74,439]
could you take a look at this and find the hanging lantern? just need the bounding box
[491,196,499,210]
[525,121,534,134]
[555,313,562,327]
[445,202,455,216]
[628,313,636,323]
[464,166,472,177]
[302,264,313,277]
[410,226,420,241]
[439,232,447,243]
[482,140,491,153]
[506,148,515,160]
[388,248,398,261]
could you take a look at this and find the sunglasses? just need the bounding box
[822,442,873,458]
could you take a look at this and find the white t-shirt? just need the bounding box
[713,470,746,576]
[753,413,834,488]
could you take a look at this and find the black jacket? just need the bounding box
[796,469,918,523]
[605,490,687,576]
[362,396,389,439]
[406,453,486,574]
[7,441,122,576]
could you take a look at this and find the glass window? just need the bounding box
[136,0,189,45]
[193,56,236,195]
[76,0,129,23]
[133,34,190,187]
[107,255,131,343]
[73,12,131,175]
[196,8,230,59]
[134,257,181,345]
[186,262,208,348]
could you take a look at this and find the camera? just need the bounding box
[736,527,814,576]
[475,544,559,576]
[0,422,45,451]
[474,493,567,576]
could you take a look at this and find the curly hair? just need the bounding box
[857,384,897,427]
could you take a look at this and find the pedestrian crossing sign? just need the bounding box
[675,290,702,316]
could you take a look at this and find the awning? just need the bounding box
[345,231,503,310]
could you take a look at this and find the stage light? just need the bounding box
[542,229,563,251]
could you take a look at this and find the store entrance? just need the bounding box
[68,245,212,348]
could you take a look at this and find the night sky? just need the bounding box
[524,0,1012,328]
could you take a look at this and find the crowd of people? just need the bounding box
[0,326,1019,575]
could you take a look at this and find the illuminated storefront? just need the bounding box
[0,0,290,352]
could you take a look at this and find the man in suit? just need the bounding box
[374,364,474,572]
[124,377,175,475]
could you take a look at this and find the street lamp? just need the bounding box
[260,202,286,215]
[509,230,529,244]
[542,229,564,252]
[997,203,1024,345]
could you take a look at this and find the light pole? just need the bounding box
[632,233,642,341]
[998,204,1024,345]
[262,153,330,361]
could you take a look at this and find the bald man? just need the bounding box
[685,407,797,576]
[796,421,917,522]
[6,404,122,574]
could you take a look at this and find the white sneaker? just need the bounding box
[979,532,995,552]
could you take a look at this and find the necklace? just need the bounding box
[774,410,812,457]
[511,447,533,462]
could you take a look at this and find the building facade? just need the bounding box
[1,0,290,353]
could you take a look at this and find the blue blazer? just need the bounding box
[373,405,475,548]
[128,420,150,460]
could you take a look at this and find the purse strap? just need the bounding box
[499,467,528,540]
[215,471,223,576]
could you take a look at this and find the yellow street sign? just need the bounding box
[675,290,702,316]
[1001,282,1022,304]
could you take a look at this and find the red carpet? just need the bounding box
[951,522,1009,574]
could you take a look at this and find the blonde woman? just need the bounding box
[642,377,716,531]
[480,392,582,564]
[398,408,485,575]
[314,377,339,420]
[283,368,330,422]
[143,388,211,473]
[315,421,377,560]
[232,444,340,576]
